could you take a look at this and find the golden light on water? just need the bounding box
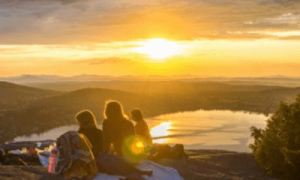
[150,122,172,143]
[132,39,181,61]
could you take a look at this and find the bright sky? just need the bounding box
[1,0,300,77]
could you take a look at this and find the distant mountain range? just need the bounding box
[1,74,300,84]
[0,74,205,83]
[0,74,120,83]
[1,74,300,90]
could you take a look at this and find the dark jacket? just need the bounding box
[103,118,135,156]
[78,126,103,157]
[135,120,152,145]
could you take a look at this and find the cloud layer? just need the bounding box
[1,0,300,44]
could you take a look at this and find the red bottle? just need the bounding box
[48,149,57,174]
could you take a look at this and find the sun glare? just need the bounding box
[132,39,181,61]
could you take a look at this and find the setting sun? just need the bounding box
[132,39,181,61]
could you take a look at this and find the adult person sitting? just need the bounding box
[102,101,136,157]
[76,110,103,157]
[131,109,153,145]
[97,102,153,176]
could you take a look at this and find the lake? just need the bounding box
[12,110,269,152]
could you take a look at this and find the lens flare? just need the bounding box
[130,140,145,155]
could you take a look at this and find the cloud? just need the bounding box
[272,0,300,6]
[75,57,136,65]
[0,0,89,7]
[1,0,300,44]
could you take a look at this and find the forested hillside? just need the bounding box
[0,81,61,110]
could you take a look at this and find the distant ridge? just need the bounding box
[0,81,60,94]
[1,74,300,84]
[0,81,61,110]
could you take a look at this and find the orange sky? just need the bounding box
[1,0,300,77]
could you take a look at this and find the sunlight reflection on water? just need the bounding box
[150,122,172,143]
[146,110,269,152]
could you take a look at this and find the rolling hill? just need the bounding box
[0,81,61,110]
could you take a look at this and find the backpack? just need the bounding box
[149,144,188,161]
[56,131,97,179]
[170,144,189,159]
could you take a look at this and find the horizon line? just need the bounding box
[1,74,300,79]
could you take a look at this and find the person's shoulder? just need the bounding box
[141,120,147,125]
[135,120,143,127]
[139,120,148,127]
[123,119,134,126]
[124,119,133,124]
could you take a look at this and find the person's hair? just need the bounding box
[0,148,5,158]
[104,101,127,120]
[131,108,143,122]
[75,110,97,128]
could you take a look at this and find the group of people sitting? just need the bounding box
[76,100,152,161]
[0,100,186,179]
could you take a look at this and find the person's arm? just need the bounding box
[102,121,111,153]
[135,123,144,136]
[136,121,148,136]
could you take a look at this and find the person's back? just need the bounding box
[76,110,103,157]
[103,117,135,156]
[78,126,103,157]
[131,109,153,145]
[135,120,152,145]
[102,101,136,156]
